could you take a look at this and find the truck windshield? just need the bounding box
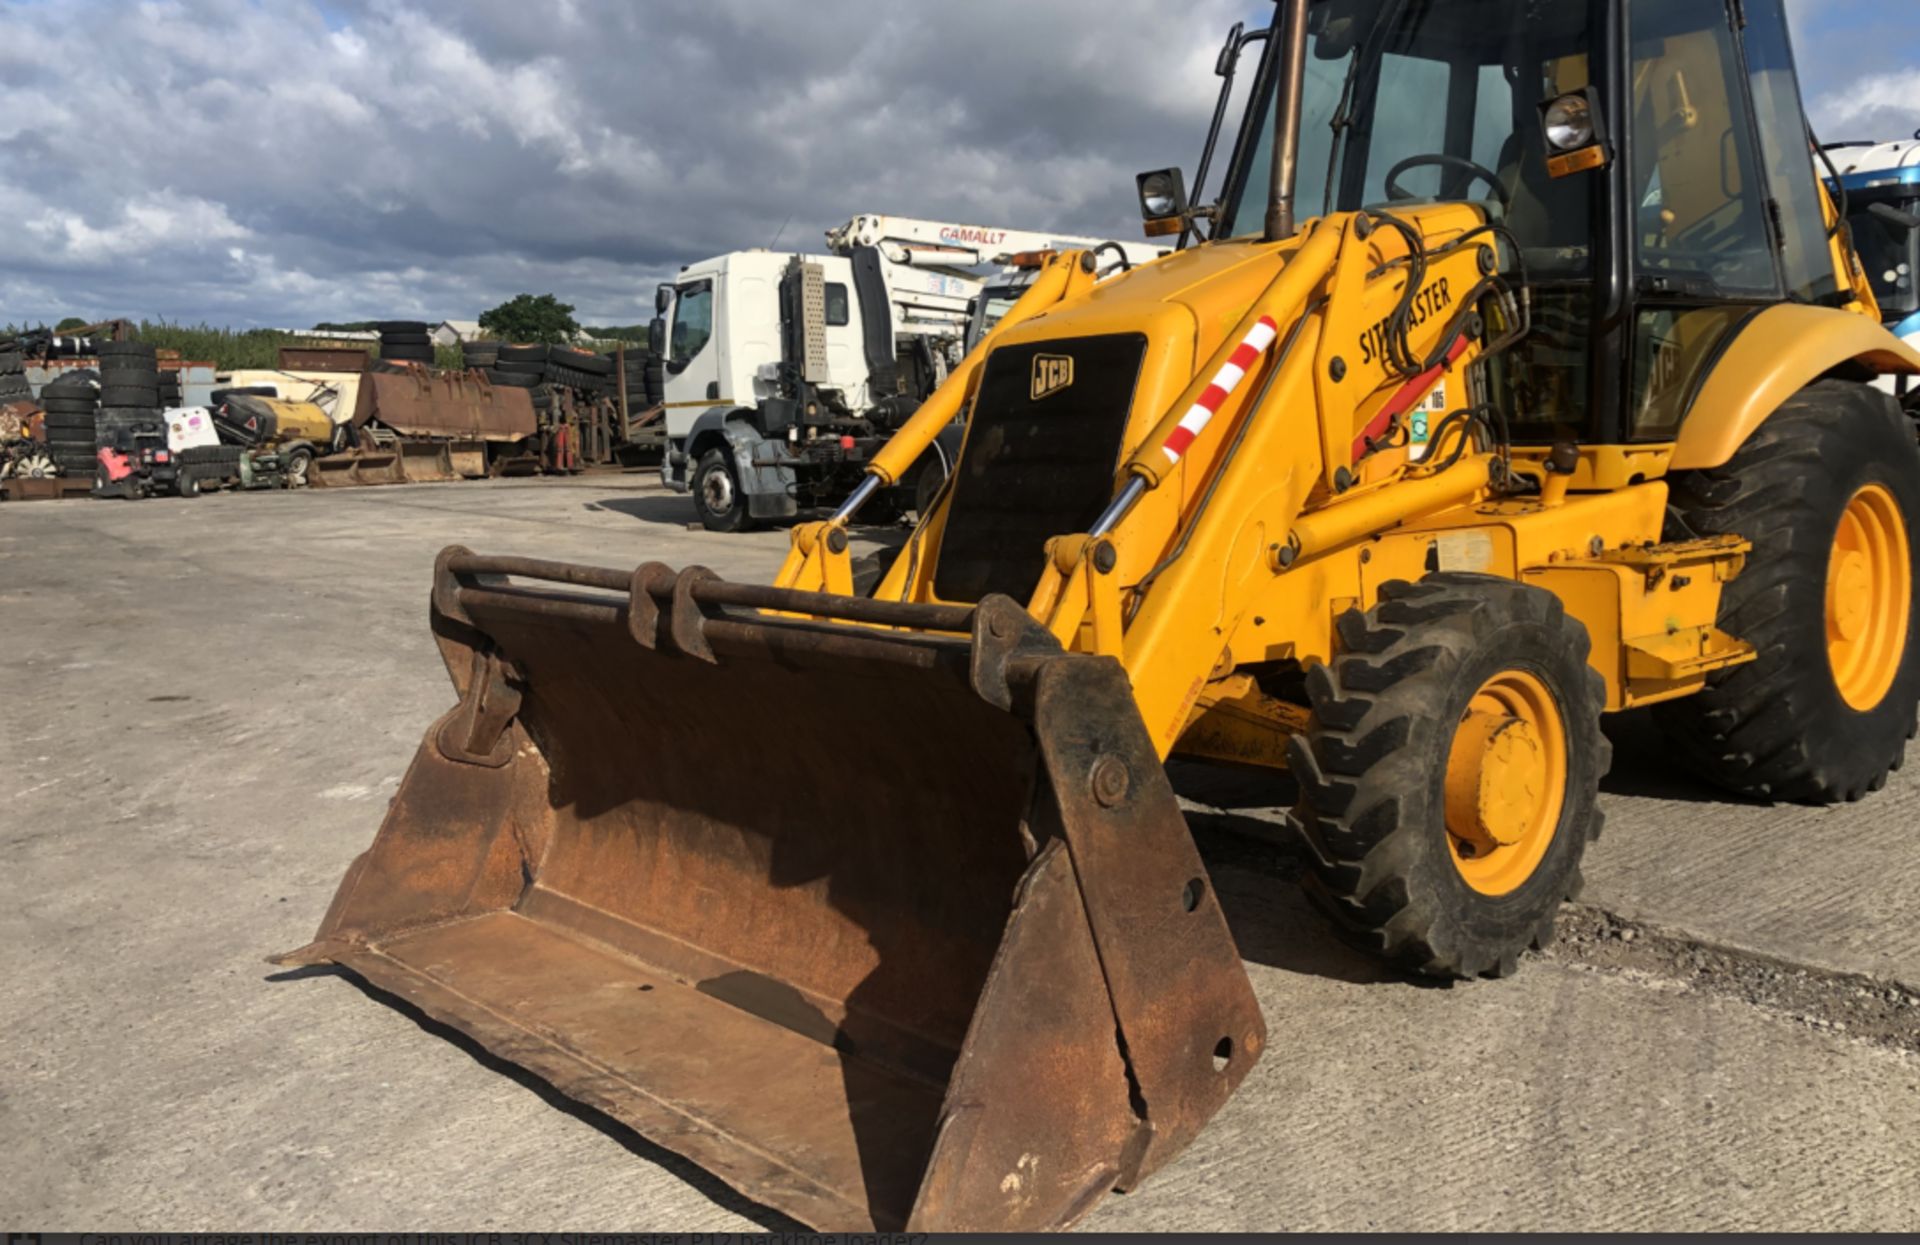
[1851,193,1920,322]
[669,280,713,368]
[966,287,1025,352]
[1226,0,1597,278]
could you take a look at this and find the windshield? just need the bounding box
[1226,0,1597,276]
[1850,193,1920,322]
[668,280,713,368]
[967,291,1022,352]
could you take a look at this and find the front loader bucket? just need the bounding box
[276,551,1264,1231]
[310,449,405,487]
[397,439,461,482]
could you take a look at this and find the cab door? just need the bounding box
[1621,0,1837,440]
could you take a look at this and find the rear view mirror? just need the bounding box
[655,285,673,315]
[1215,22,1245,76]
[1312,0,1375,59]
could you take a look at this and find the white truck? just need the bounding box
[654,214,1166,530]
[1828,136,1920,407]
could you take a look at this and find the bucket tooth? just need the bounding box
[279,549,1263,1231]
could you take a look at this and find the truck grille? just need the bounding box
[933,334,1148,603]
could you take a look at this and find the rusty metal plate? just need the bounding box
[356,370,535,442]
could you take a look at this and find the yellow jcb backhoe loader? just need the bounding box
[279,0,1920,1231]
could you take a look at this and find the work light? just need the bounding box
[1539,87,1608,177]
[1136,168,1190,235]
[1544,94,1594,152]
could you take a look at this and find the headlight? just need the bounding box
[1141,174,1179,217]
[1135,168,1189,221]
[1544,94,1595,152]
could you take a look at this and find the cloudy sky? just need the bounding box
[0,0,1913,329]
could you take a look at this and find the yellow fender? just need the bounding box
[1672,305,1920,471]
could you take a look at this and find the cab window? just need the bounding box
[1741,0,1839,304]
[668,280,714,370]
[1627,0,1777,298]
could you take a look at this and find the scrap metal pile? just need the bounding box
[463,337,664,470]
[0,318,668,503]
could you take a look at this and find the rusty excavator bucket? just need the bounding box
[277,549,1264,1231]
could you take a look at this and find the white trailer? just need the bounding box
[655,215,1166,530]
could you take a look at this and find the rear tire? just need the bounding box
[1289,574,1608,979]
[692,447,751,532]
[1655,380,1920,802]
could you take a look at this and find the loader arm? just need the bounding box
[774,251,1101,596]
[881,205,1513,760]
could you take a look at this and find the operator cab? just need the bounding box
[1147,0,1845,450]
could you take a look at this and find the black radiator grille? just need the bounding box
[933,334,1148,604]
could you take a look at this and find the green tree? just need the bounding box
[55,316,89,331]
[479,293,579,345]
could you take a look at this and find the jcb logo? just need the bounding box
[1031,354,1075,401]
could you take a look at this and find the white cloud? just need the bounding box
[0,0,1244,327]
[1813,69,1920,136]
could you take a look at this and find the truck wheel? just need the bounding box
[1289,574,1608,979]
[285,447,313,489]
[913,455,947,519]
[176,470,201,498]
[1655,380,1920,802]
[693,447,751,532]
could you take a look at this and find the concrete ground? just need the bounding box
[2,476,1915,1231]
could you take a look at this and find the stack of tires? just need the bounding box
[640,351,665,408]
[96,342,163,444]
[377,321,434,365]
[157,363,182,409]
[486,344,551,416]
[588,347,650,405]
[545,346,613,395]
[462,339,500,372]
[0,338,30,406]
[37,368,100,478]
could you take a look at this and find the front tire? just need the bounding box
[1290,575,1608,979]
[693,447,751,532]
[285,447,313,489]
[1656,380,1920,802]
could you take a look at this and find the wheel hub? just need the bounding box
[1826,483,1912,712]
[1443,670,1567,897]
[1446,712,1545,850]
[702,468,733,513]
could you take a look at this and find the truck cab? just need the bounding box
[1832,139,1920,336]
[656,246,973,531]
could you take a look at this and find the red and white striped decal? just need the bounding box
[1159,315,1281,465]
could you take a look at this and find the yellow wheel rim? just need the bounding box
[1444,670,1567,897]
[1826,484,1912,713]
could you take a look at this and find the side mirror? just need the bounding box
[1869,201,1920,233]
[1214,22,1244,76]
[655,284,673,315]
[1136,168,1189,238]
[648,316,666,358]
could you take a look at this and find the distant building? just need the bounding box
[432,320,483,346]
